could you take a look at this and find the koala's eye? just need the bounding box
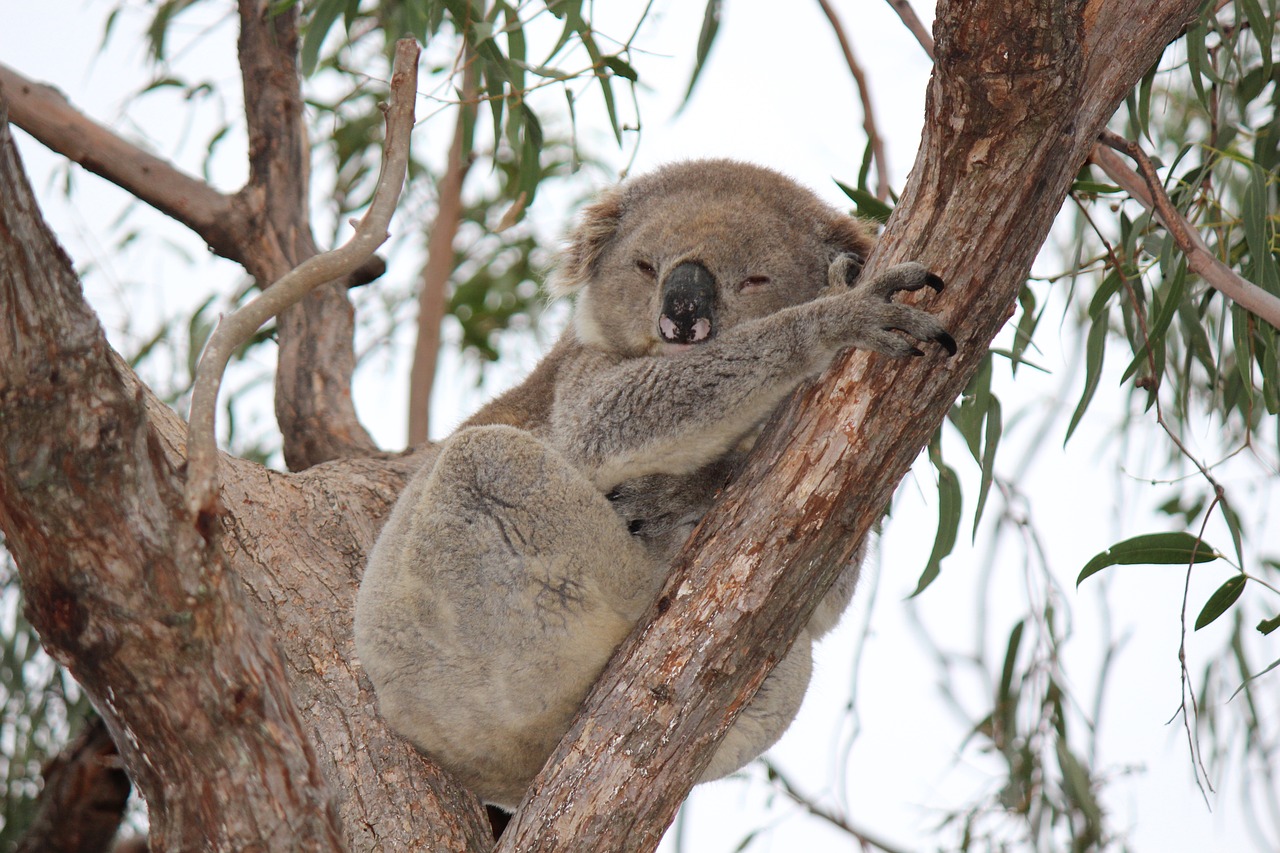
[634,259,657,278]
[738,275,771,292]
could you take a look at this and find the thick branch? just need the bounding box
[236,0,378,468]
[185,38,420,518]
[14,717,130,853]
[1092,133,1280,330]
[0,63,244,260]
[497,0,1204,849]
[0,107,343,852]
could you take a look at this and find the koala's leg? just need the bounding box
[355,424,659,809]
[699,632,815,783]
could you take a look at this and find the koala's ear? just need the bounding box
[546,188,624,297]
[822,214,877,279]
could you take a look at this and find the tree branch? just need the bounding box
[408,56,477,446]
[1092,132,1280,330]
[496,1,1204,849]
[14,717,130,853]
[882,0,935,58]
[0,62,244,260]
[816,0,891,200]
[185,37,420,518]
[0,104,343,852]
[236,0,378,469]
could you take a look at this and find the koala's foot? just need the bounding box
[823,259,957,358]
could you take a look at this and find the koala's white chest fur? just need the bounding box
[354,159,953,810]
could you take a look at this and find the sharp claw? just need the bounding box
[925,273,945,292]
[909,347,925,358]
[937,331,958,356]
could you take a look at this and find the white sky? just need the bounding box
[4,2,1279,851]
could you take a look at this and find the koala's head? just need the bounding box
[548,159,875,358]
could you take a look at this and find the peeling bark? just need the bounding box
[0,111,344,851]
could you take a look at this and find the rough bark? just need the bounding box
[494,1,1205,849]
[235,0,379,470]
[0,110,344,851]
[14,717,130,853]
[0,106,493,851]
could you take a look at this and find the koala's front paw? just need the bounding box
[826,261,957,358]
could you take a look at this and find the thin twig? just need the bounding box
[761,760,914,853]
[882,0,935,59]
[183,38,420,518]
[817,0,891,200]
[408,50,476,446]
[1092,132,1280,331]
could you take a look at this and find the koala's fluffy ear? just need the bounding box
[546,188,624,297]
[823,214,878,281]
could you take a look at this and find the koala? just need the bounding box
[355,159,955,810]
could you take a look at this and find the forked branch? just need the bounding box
[184,38,420,517]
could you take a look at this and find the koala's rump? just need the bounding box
[355,425,661,806]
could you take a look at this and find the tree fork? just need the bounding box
[495,0,1203,849]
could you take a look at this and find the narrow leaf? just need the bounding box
[911,443,962,598]
[1229,656,1280,701]
[1194,575,1247,631]
[834,180,893,223]
[1257,615,1280,636]
[1077,532,1220,586]
[679,0,722,110]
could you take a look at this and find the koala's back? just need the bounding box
[355,160,949,810]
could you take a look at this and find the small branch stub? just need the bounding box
[183,38,421,518]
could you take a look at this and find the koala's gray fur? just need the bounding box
[355,159,954,809]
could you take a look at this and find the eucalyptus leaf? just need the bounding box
[1077,532,1221,586]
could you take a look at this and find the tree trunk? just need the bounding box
[0,0,1204,850]
[494,0,1204,849]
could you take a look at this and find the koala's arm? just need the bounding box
[553,261,956,488]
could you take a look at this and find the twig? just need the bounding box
[761,760,914,853]
[183,38,420,518]
[408,50,477,446]
[817,0,891,200]
[882,0,935,59]
[1092,132,1280,331]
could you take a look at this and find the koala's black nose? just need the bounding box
[659,261,716,344]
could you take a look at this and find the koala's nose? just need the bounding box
[659,261,716,344]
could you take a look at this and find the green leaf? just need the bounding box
[1071,180,1124,196]
[973,394,1001,537]
[1229,656,1280,701]
[1244,164,1280,296]
[833,180,893,224]
[911,440,961,598]
[1194,575,1247,630]
[1239,0,1273,82]
[679,0,722,111]
[1077,532,1221,586]
[1257,615,1280,636]
[300,0,346,76]
[1066,307,1108,444]
[602,55,638,82]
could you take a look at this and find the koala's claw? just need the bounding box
[925,272,945,293]
[936,329,958,356]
